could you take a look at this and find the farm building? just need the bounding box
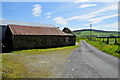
[1,24,76,52]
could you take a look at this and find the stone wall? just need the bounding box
[12,35,75,51]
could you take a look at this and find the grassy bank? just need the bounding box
[2,45,78,78]
[86,40,120,58]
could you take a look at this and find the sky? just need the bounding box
[1,1,119,31]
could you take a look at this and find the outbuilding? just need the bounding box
[1,24,76,52]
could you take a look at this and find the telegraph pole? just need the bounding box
[90,24,92,40]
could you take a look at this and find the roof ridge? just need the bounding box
[8,24,57,28]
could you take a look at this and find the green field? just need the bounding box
[75,31,117,37]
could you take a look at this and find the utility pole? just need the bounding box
[90,24,92,40]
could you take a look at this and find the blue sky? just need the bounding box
[1,2,118,31]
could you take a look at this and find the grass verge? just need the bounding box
[2,45,78,78]
[86,40,120,58]
[10,45,78,54]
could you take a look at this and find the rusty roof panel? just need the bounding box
[8,24,73,36]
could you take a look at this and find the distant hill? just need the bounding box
[73,29,118,37]
[73,29,116,33]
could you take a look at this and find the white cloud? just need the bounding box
[53,17,68,25]
[0,18,4,20]
[32,4,42,16]
[67,3,117,21]
[45,12,54,15]
[70,27,89,31]
[74,0,119,3]
[66,14,96,21]
[92,22,118,31]
[65,16,81,21]
[88,14,117,24]
[46,16,51,19]
[53,3,117,26]
[53,14,96,25]
[74,0,90,4]
[60,3,117,25]
[82,4,118,25]
[0,19,55,27]
[45,12,54,19]
[79,4,97,8]
[91,4,118,15]
[99,22,118,28]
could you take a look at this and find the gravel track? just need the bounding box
[63,40,118,78]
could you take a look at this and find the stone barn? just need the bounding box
[1,24,76,52]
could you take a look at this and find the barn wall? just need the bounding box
[69,36,76,45]
[0,26,2,53]
[0,26,7,40]
[0,27,2,41]
[12,35,75,51]
[2,27,13,52]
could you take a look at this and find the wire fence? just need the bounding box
[91,37,120,45]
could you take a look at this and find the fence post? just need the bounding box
[114,38,117,44]
[103,38,104,42]
[100,38,101,41]
[106,38,109,44]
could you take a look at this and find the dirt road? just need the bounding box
[63,40,118,78]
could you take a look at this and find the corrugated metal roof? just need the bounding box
[8,24,73,36]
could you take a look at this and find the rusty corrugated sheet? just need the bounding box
[8,24,73,36]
